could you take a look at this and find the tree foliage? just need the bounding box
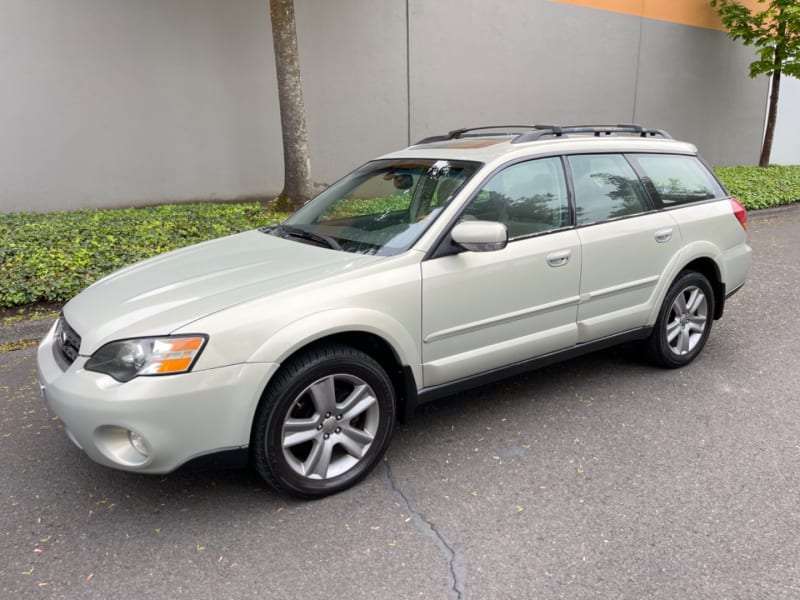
[710,0,800,166]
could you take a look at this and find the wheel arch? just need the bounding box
[649,242,727,325]
[677,256,725,320]
[247,310,421,428]
[282,332,417,424]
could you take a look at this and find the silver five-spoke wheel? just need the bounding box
[665,285,708,356]
[281,374,380,479]
[252,344,395,498]
[646,270,715,369]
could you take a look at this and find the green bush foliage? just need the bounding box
[0,203,286,308]
[715,165,800,209]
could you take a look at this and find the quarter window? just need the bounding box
[568,154,650,225]
[631,154,724,205]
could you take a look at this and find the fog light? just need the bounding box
[128,430,149,457]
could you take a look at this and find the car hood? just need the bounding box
[64,230,378,353]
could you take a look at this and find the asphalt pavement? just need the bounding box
[1,205,799,599]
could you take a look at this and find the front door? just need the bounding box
[421,157,581,388]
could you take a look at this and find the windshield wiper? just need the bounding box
[275,224,342,251]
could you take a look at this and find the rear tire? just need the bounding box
[646,271,715,369]
[252,344,395,499]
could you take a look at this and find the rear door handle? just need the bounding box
[547,249,572,267]
[654,228,673,243]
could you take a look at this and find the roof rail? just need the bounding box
[415,125,537,145]
[414,123,673,146]
[511,123,672,143]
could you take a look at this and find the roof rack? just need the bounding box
[511,123,672,143]
[414,123,672,145]
[415,125,537,144]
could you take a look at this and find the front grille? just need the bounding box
[52,315,82,370]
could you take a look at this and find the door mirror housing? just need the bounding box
[451,220,508,252]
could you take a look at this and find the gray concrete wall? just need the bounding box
[773,75,800,165]
[408,0,641,139]
[633,18,767,166]
[296,0,408,186]
[408,0,766,166]
[0,0,774,213]
[0,0,284,213]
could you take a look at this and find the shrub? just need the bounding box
[714,165,800,210]
[0,203,286,308]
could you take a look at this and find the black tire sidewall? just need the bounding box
[253,346,395,498]
[651,271,715,368]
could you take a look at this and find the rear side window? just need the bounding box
[631,154,725,206]
[568,154,651,225]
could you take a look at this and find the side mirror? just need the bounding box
[451,220,508,252]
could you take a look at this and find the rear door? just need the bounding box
[567,153,681,342]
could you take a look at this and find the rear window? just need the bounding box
[631,154,725,206]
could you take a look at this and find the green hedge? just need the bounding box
[715,165,800,209]
[1,165,798,309]
[0,203,286,308]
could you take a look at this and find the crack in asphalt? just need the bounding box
[381,461,467,600]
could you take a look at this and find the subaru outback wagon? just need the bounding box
[37,124,751,498]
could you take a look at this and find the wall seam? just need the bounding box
[406,0,411,146]
[631,3,645,123]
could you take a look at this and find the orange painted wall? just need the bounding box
[549,0,764,31]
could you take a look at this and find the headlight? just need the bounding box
[85,336,208,382]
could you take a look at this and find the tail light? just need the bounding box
[730,198,747,231]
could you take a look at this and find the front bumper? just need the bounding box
[36,322,279,474]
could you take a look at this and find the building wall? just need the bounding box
[773,75,800,165]
[406,0,766,168]
[0,0,283,212]
[0,0,777,213]
[295,0,409,187]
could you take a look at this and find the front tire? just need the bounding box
[252,344,396,499]
[646,271,715,368]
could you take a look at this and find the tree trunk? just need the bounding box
[269,0,313,211]
[759,21,786,168]
[760,67,782,168]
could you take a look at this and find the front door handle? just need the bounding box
[654,228,673,243]
[547,249,572,267]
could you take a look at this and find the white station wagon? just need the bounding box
[37,124,752,497]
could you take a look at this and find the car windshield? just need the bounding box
[277,158,481,255]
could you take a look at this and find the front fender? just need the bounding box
[247,308,422,388]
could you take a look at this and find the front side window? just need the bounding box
[281,158,480,255]
[568,154,651,225]
[631,154,725,206]
[461,157,569,238]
